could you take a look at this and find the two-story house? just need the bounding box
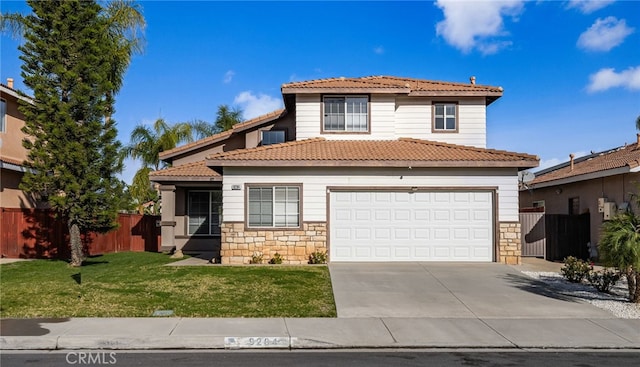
[0,79,38,209]
[150,76,539,264]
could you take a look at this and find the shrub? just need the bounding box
[587,268,621,293]
[308,251,328,264]
[561,256,591,283]
[599,211,640,303]
[268,253,284,264]
[249,252,263,264]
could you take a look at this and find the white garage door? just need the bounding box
[330,191,493,262]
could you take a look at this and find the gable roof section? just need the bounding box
[205,138,538,169]
[529,141,640,188]
[0,83,34,104]
[281,76,503,103]
[158,109,287,161]
[149,160,222,182]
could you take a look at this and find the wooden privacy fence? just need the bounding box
[0,208,161,259]
[520,211,591,261]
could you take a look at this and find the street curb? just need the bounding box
[2,336,640,351]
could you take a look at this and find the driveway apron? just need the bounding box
[329,263,614,319]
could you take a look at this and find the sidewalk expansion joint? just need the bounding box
[379,318,398,343]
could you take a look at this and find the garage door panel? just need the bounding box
[394,228,411,239]
[330,191,493,262]
[414,228,429,239]
[394,247,411,258]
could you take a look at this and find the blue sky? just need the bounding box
[1,0,639,184]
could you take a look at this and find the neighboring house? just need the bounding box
[151,76,539,264]
[0,79,38,209]
[520,137,640,256]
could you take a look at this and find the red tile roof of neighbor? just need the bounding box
[0,156,26,167]
[531,140,640,185]
[158,109,287,160]
[205,138,539,168]
[149,161,221,181]
[281,76,503,97]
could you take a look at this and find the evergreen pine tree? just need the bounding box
[19,0,124,266]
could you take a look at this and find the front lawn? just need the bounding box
[0,252,336,318]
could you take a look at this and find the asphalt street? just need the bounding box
[3,350,640,367]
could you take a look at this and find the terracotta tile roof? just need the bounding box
[159,109,287,160]
[0,156,26,166]
[531,142,640,185]
[281,76,503,96]
[149,161,221,182]
[206,138,538,168]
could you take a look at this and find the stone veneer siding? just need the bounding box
[498,222,521,265]
[220,222,327,264]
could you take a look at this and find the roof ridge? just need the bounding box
[151,160,206,174]
[159,108,287,159]
[207,137,326,160]
[398,137,538,159]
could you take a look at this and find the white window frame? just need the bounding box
[247,185,301,228]
[187,190,222,236]
[433,102,458,132]
[323,95,369,132]
[260,130,286,146]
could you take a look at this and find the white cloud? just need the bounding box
[373,46,385,55]
[587,66,640,92]
[577,17,634,52]
[566,0,615,14]
[233,91,283,120]
[435,0,525,55]
[223,70,235,84]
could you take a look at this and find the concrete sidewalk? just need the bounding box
[1,317,639,350]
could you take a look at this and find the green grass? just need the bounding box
[0,252,336,318]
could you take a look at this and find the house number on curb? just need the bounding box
[224,336,291,349]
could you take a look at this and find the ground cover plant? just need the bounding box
[0,252,336,318]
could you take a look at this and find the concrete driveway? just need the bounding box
[329,263,614,318]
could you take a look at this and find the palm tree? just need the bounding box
[1,1,145,109]
[215,105,243,132]
[599,211,640,303]
[101,0,146,121]
[124,118,195,171]
[636,115,640,132]
[123,118,214,213]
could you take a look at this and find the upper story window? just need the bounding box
[0,98,6,132]
[433,103,457,132]
[261,130,285,146]
[323,96,368,132]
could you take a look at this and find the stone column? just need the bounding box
[498,222,522,265]
[159,185,180,257]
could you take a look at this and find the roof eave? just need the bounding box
[281,87,411,94]
[529,166,633,189]
[149,175,222,183]
[407,91,502,98]
[206,159,539,169]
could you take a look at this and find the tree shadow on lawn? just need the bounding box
[81,254,109,267]
[501,272,582,303]
[0,318,70,336]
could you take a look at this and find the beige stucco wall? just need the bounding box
[1,89,37,209]
[0,168,37,208]
[519,173,640,246]
[1,91,29,163]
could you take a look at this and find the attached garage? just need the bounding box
[329,190,495,262]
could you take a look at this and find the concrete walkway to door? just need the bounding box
[329,262,614,318]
